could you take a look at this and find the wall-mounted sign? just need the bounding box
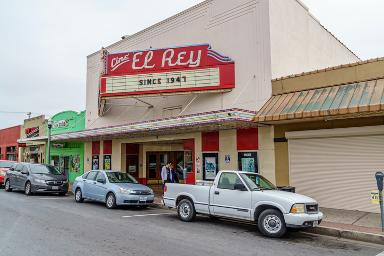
[25,127,39,138]
[371,191,380,204]
[92,155,99,170]
[52,119,69,129]
[100,44,235,98]
[52,143,65,149]
[203,153,218,180]
[238,152,258,173]
[225,154,231,164]
[103,155,111,170]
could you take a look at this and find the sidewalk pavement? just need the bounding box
[306,207,384,244]
[153,195,384,244]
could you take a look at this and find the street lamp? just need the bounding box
[47,120,52,165]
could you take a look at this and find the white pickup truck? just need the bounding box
[164,170,323,238]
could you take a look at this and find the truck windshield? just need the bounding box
[106,172,138,184]
[240,173,276,190]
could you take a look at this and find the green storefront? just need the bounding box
[50,111,85,183]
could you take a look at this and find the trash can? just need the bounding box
[277,186,295,193]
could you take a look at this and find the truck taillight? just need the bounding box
[164,184,167,193]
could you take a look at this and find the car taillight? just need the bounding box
[164,184,167,193]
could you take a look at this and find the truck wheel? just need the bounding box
[5,180,12,192]
[177,199,196,222]
[258,209,287,238]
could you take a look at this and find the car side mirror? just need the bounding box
[234,183,247,191]
[97,178,106,184]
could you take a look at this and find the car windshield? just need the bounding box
[0,161,13,168]
[240,173,276,190]
[106,172,138,184]
[30,164,62,175]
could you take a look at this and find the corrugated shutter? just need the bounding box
[288,135,384,213]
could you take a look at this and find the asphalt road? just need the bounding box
[0,190,383,256]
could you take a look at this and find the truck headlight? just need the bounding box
[290,203,305,214]
[118,188,132,194]
[35,179,46,184]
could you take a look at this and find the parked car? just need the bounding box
[72,170,154,209]
[0,160,16,187]
[4,163,68,195]
[164,170,323,238]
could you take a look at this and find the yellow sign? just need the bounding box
[371,191,380,205]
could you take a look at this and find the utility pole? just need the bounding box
[47,120,52,165]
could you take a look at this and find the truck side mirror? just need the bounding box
[234,183,247,191]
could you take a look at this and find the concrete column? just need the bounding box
[111,139,121,171]
[194,132,203,180]
[139,144,145,179]
[84,141,92,172]
[219,129,238,171]
[258,126,276,184]
[121,143,126,172]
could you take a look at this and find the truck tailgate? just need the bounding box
[164,183,211,214]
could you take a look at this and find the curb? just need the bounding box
[305,226,384,245]
[153,200,384,245]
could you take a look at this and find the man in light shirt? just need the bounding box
[161,162,172,192]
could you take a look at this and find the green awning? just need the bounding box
[254,79,384,122]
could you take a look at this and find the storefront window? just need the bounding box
[103,155,111,170]
[238,152,258,173]
[92,155,99,170]
[203,153,218,180]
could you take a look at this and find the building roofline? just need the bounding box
[294,0,360,61]
[0,125,21,131]
[273,57,384,82]
[87,0,212,58]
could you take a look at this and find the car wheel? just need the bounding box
[24,182,32,196]
[106,193,117,209]
[5,180,12,192]
[258,209,287,238]
[75,188,84,203]
[177,199,196,222]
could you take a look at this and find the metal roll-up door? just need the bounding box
[288,135,384,213]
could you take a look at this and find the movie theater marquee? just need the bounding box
[99,44,235,98]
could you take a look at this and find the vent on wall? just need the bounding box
[207,0,258,29]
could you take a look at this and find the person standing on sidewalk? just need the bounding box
[161,161,172,193]
[169,163,179,184]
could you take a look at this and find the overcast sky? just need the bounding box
[0,0,383,129]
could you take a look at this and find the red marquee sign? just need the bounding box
[99,44,235,98]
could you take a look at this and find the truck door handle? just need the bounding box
[214,191,220,195]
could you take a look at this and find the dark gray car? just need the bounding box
[4,163,68,195]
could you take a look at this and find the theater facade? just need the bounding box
[51,0,358,185]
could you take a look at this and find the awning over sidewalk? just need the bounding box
[254,79,384,122]
[24,108,256,142]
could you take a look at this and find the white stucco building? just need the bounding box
[54,0,359,186]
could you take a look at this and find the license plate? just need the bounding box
[52,186,59,190]
[139,197,147,202]
[312,221,319,227]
